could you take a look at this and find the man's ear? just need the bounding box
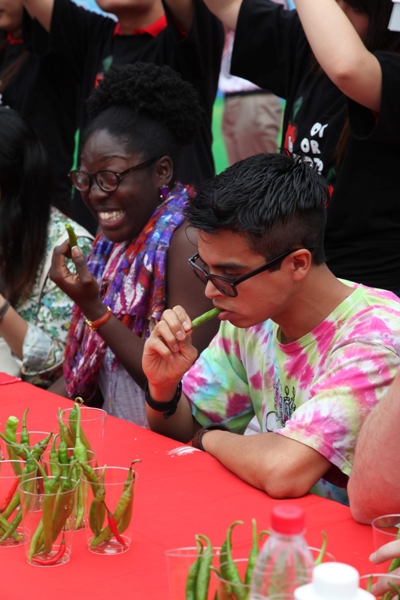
[155,155,173,187]
[291,248,313,281]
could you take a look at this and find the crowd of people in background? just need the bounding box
[0,0,399,563]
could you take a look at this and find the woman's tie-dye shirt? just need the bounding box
[183,282,400,503]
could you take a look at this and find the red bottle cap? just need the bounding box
[271,504,305,535]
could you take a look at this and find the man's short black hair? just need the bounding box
[187,152,329,266]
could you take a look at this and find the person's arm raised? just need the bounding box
[22,0,54,32]
[348,368,400,524]
[49,241,148,389]
[294,0,382,112]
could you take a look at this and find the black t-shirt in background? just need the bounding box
[0,20,79,210]
[232,0,400,291]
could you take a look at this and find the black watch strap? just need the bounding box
[192,423,231,452]
[144,380,182,419]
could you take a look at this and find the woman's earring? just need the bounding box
[159,185,169,201]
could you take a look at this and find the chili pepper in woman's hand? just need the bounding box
[31,531,67,566]
[65,223,78,248]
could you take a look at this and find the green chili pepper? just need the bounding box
[30,431,53,461]
[2,453,36,520]
[65,222,78,248]
[245,518,259,585]
[224,520,247,600]
[186,538,203,600]
[90,468,136,547]
[314,531,328,565]
[4,417,22,474]
[89,465,107,536]
[79,461,100,495]
[195,534,213,600]
[72,403,88,463]
[33,459,62,554]
[69,399,92,451]
[0,509,23,542]
[118,460,141,534]
[0,432,28,462]
[58,410,75,448]
[20,408,30,447]
[49,460,79,544]
[191,307,221,329]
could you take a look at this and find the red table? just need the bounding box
[0,374,374,599]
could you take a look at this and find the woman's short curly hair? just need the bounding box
[84,63,203,173]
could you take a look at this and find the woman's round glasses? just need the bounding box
[188,247,315,297]
[68,157,158,192]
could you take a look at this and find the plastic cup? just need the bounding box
[214,557,251,599]
[372,514,400,571]
[19,475,79,567]
[166,546,222,600]
[60,406,107,464]
[41,448,97,530]
[81,465,138,555]
[0,460,36,547]
[359,573,400,598]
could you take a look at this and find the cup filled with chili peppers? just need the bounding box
[19,466,79,567]
[81,461,140,555]
[60,402,107,464]
[165,542,223,600]
[42,446,97,531]
[0,459,37,547]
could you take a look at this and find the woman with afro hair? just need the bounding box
[49,62,219,425]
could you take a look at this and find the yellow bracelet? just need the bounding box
[84,306,112,331]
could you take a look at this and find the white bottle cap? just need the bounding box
[294,563,375,600]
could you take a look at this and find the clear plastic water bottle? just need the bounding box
[250,504,314,600]
[294,562,375,600]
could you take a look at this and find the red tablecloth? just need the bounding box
[0,374,373,599]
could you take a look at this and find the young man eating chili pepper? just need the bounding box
[142,151,400,505]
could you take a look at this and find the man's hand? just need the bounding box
[369,540,400,595]
[143,305,198,398]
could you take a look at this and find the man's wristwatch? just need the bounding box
[192,423,231,452]
[144,380,182,419]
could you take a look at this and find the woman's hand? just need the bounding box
[49,241,103,319]
[142,305,198,398]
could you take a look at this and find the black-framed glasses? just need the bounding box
[68,157,158,192]
[188,247,315,297]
